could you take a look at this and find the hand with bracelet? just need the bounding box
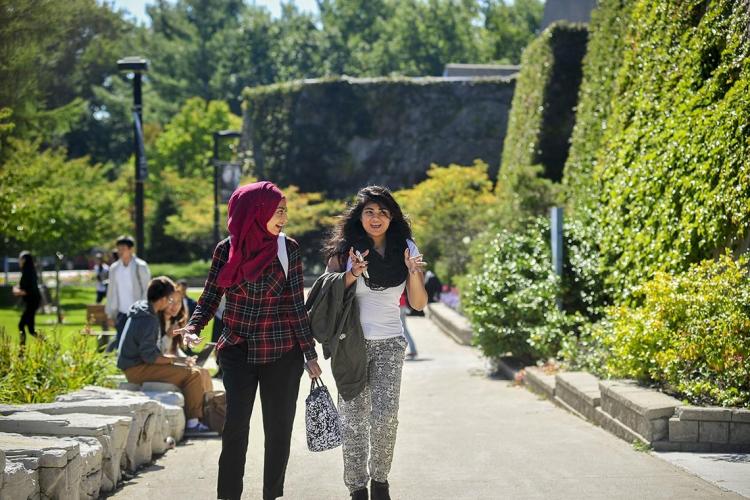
[348,247,369,278]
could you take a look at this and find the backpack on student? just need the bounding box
[203,390,226,434]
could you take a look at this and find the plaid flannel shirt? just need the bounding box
[187,237,318,364]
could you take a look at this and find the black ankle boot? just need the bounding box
[371,480,391,500]
[350,487,368,500]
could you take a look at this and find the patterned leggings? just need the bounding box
[339,336,407,493]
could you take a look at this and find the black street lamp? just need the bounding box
[213,130,241,244]
[117,56,149,258]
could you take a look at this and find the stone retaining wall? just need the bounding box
[521,369,750,452]
[425,303,473,346]
[0,382,191,499]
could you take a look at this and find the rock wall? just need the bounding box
[241,76,515,198]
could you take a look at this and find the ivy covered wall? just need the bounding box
[241,76,515,197]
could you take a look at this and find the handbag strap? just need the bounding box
[310,377,325,393]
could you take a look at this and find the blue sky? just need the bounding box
[109,0,320,24]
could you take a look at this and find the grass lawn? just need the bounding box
[0,285,101,349]
[150,260,211,280]
[0,284,214,351]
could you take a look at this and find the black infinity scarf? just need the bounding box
[352,235,408,291]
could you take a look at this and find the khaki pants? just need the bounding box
[125,363,205,419]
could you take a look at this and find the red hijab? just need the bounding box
[216,181,284,288]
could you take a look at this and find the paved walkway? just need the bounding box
[110,316,745,499]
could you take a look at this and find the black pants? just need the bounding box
[95,289,106,304]
[18,297,40,345]
[217,343,304,500]
[106,312,128,352]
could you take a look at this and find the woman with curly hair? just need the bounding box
[323,185,427,500]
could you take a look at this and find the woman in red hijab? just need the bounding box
[177,181,322,500]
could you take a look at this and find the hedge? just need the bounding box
[565,0,750,295]
[499,22,588,183]
[562,0,633,217]
[241,76,515,198]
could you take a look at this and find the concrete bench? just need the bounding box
[2,398,160,472]
[0,433,83,500]
[0,411,129,493]
[64,386,185,444]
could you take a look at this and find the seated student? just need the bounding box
[117,276,211,433]
[159,287,213,394]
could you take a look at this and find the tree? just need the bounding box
[481,0,544,64]
[0,137,129,257]
[395,161,497,282]
[144,0,245,116]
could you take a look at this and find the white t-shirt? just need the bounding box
[348,240,419,340]
[115,261,136,315]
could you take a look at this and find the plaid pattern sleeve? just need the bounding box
[286,239,318,362]
[187,239,229,332]
[194,236,317,364]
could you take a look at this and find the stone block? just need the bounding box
[0,411,128,492]
[523,366,556,399]
[1,459,39,500]
[161,404,186,443]
[118,383,142,391]
[729,422,750,445]
[18,399,159,472]
[668,417,698,442]
[65,437,102,500]
[61,386,180,451]
[143,391,185,409]
[599,380,679,442]
[699,421,729,444]
[555,372,600,422]
[425,303,472,345]
[676,406,732,422]
[593,407,647,444]
[732,408,750,423]
[141,382,181,393]
[0,433,81,500]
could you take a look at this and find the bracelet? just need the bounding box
[350,270,361,278]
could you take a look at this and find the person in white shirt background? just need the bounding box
[105,235,151,352]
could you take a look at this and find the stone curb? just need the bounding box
[425,303,473,345]
[516,367,750,453]
[0,382,194,498]
[524,366,556,400]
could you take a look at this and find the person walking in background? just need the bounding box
[105,235,151,352]
[320,186,427,500]
[117,276,212,433]
[424,269,442,303]
[174,181,322,500]
[93,252,109,304]
[13,251,42,346]
[399,291,418,359]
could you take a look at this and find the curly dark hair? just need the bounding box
[323,185,412,264]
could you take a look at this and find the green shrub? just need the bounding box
[597,254,750,408]
[462,218,574,361]
[0,328,117,404]
[395,161,497,283]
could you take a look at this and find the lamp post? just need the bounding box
[117,56,149,257]
[213,130,241,244]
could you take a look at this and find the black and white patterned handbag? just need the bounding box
[305,377,342,452]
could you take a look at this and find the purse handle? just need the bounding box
[310,376,326,393]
